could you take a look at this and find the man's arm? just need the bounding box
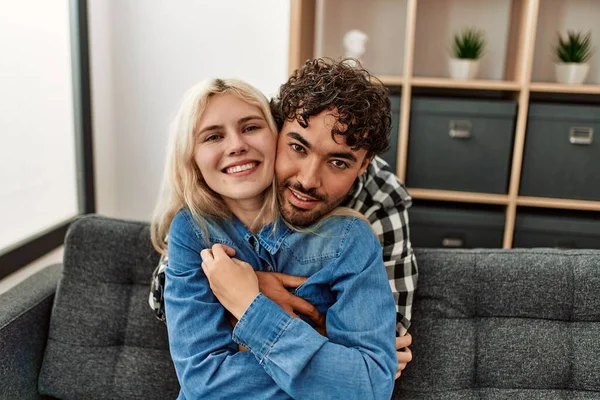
[369,206,418,335]
[347,157,418,334]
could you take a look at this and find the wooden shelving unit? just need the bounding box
[289,0,600,249]
[410,77,521,91]
[529,82,600,94]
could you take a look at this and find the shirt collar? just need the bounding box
[232,215,292,255]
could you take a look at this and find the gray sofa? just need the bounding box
[1,215,599,399]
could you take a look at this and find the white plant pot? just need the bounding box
[448,58,480,80]
[555,63,590,84]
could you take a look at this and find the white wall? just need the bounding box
[88,0,290,220]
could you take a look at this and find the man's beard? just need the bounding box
[277,180,344,227]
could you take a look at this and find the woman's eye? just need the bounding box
[244,125,261,133]
[205,134,222,142]
[331,160,349,169]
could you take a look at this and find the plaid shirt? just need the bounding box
[149,156,418,335]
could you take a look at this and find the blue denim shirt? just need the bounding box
[164,209,397,400]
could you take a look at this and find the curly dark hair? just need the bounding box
[270,58,391,159]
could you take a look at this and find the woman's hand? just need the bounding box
[201,244,260,320]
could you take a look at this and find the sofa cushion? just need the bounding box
[38,215,179,399]
[394,248,600,399]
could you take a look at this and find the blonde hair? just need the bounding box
[151,78,279,255]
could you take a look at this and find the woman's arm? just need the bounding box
[165,211,288,399]
[203,218,397,400]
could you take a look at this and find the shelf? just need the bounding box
[408,188,510,205]
[531,0,600,85]
[529,82,600,95]
[411,77,521,91]
[313,0,408,76]
[377,75,405,86]
[413,0,515,81]
[517,196,600,212]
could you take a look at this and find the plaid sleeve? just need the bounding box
[367,205,417,335]
[148,254,168,323]
[347,156,418,336]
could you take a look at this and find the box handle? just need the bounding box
[569,127,594,145]
[449,120,472,139]
[442,236,464,248]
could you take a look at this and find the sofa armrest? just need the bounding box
[0,263,61,400]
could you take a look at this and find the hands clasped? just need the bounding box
[201,245,412,377]
[200,244,326,334]
[200,244,260,320]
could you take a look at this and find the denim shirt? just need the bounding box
[164,209,397,400]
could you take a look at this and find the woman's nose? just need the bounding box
[227,133,248,155]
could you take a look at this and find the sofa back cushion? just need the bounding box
[395,248,600,399]
[39,216,179,399]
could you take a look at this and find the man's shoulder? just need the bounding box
[314,215,372,237]
[349,156,412,211]
[296,216,379,257]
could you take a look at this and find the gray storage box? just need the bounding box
[406,97,516,193]
[408,204,505,248]
[379,94,401,171]
[513,211,600,249]
[520,102,600,201]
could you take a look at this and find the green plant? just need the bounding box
[554,30,594,63]
[452,28,486,59]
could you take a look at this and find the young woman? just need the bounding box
[151,78,396,400]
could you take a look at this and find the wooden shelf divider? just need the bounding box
[410,77,521,91]
[396,0,418,183]
[408,188,510,205]
[377,75,405,86]
[529,82,600,95]
[517,196,600,212]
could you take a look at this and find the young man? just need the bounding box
[150,58,417,378]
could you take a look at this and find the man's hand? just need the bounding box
[395,333,413,380]
[201,244,259,320]
[256,271,326,336]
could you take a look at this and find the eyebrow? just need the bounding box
[198,115,264,135]
[286,131,358,163]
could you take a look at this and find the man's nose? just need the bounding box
[227,133,248,155]
[297,159,321,189]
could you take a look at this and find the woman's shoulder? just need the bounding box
[170,208,233,244]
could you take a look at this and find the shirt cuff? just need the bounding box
[232,293,293,363]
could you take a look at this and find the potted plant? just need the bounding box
[554,30,593,84]
[449,28,486,80]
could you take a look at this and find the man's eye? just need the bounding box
[331,160,349,169]
[291,143,305,153]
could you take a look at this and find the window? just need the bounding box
[0,0,94,279]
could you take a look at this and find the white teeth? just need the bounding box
[225,163,255,174]
[292,190,311,201]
